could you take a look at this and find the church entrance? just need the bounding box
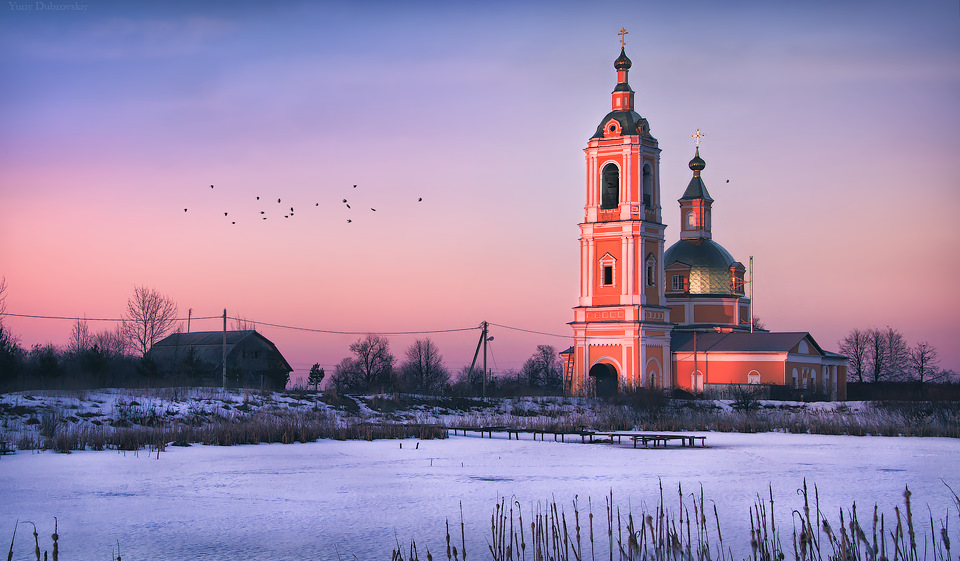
[589,363,618,397]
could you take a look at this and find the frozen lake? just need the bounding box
[2,432,958,560]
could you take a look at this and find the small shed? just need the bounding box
[148,330,292,390]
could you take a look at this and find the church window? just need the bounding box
[748,371,761,384]
[600,163,619,209]
[672,274,685,291]
[603,265,613,286]
[705,210,711,229]
[645,254,656,287]
[733,273,744,294]
[685,211,696,229]
[642,163,653,207]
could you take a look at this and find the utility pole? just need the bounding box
[481,321,489,399]
[222,309,227,389]
[693,330,698,392]
[749,256,754,333]
[187,308,192,333]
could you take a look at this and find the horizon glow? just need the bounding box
[2,0,958,383]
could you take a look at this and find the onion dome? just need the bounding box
[688,148,705,173]
[614,48,632,71]
[664,239,742,296]
[679,147,713,202]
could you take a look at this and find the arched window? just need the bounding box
[645,254,657,287]
[642,163,653,207]
[685,211,696,229]
[600,163,619,210]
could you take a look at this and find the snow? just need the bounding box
[2,431,958,560]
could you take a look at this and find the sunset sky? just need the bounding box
[2,0,958,383]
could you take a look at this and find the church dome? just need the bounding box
[591,110,652,139]
[614,48,632,70]
[664,238,741,295]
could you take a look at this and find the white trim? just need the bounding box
[673,352,788,363]
[590,356,622,373]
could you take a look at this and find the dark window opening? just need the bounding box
[642,163,653,208]
[603,265,613,286]
[600,164,619,210]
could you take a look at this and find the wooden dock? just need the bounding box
[448,426,706,448]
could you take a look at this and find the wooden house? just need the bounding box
[148,330,292,390]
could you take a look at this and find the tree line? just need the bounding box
[837,326,954,383]
[325,333,564,396]
[0,282,233,390]
[0,279,566,395]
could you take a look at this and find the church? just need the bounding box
[561,37,847,400]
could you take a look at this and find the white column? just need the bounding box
[587,238,595,298]
[622,235,631,300]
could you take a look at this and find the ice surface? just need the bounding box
[1,431,958,560]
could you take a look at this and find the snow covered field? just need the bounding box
[2,431,958,560]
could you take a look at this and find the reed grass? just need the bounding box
[396,482,959,561]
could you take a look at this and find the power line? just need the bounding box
[7,312,635,341]
[246,319,480,337]
[6,311,480,337]
[5,312,221,323]
[488,322,571,339]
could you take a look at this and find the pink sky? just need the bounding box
[1,1,958,383]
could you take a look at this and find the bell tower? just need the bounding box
[567,32,673,396]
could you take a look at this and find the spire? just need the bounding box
[680,144,712,201]
[611,30,634,112]
[679,133,714,240]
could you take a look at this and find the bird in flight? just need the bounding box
[184,208,188,212]
[371,208,376,212]
[210,185,214,189]
[418,198,422,202]
[347,219,352,223]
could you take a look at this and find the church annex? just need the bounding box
[562,36,846,400]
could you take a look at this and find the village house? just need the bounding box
[148,330,292,390]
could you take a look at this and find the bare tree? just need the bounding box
[837,328,869,383]
[351,334,394,391]
[883,327,909,381]
[0,276,7,328]
[910,341,942,383]
[68,317,93,355]
[866,328,887,383]
[522,345,563,390]
[123,286,179,356]
[399,338,448,394]
[232,315,256,332]
[92,324,128,358]
[331,334,395,392]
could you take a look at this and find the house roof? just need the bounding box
[671,331,830,356]
[150,330,293,372]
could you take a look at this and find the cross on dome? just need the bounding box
[618,28,628,47]
[691,128,705,148]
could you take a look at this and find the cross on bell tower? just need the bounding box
[566,38,674,397]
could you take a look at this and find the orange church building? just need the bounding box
[563,40,846,400]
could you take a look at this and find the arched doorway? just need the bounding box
[589,363,618,397]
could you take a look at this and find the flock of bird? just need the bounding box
[183,183,423,225]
